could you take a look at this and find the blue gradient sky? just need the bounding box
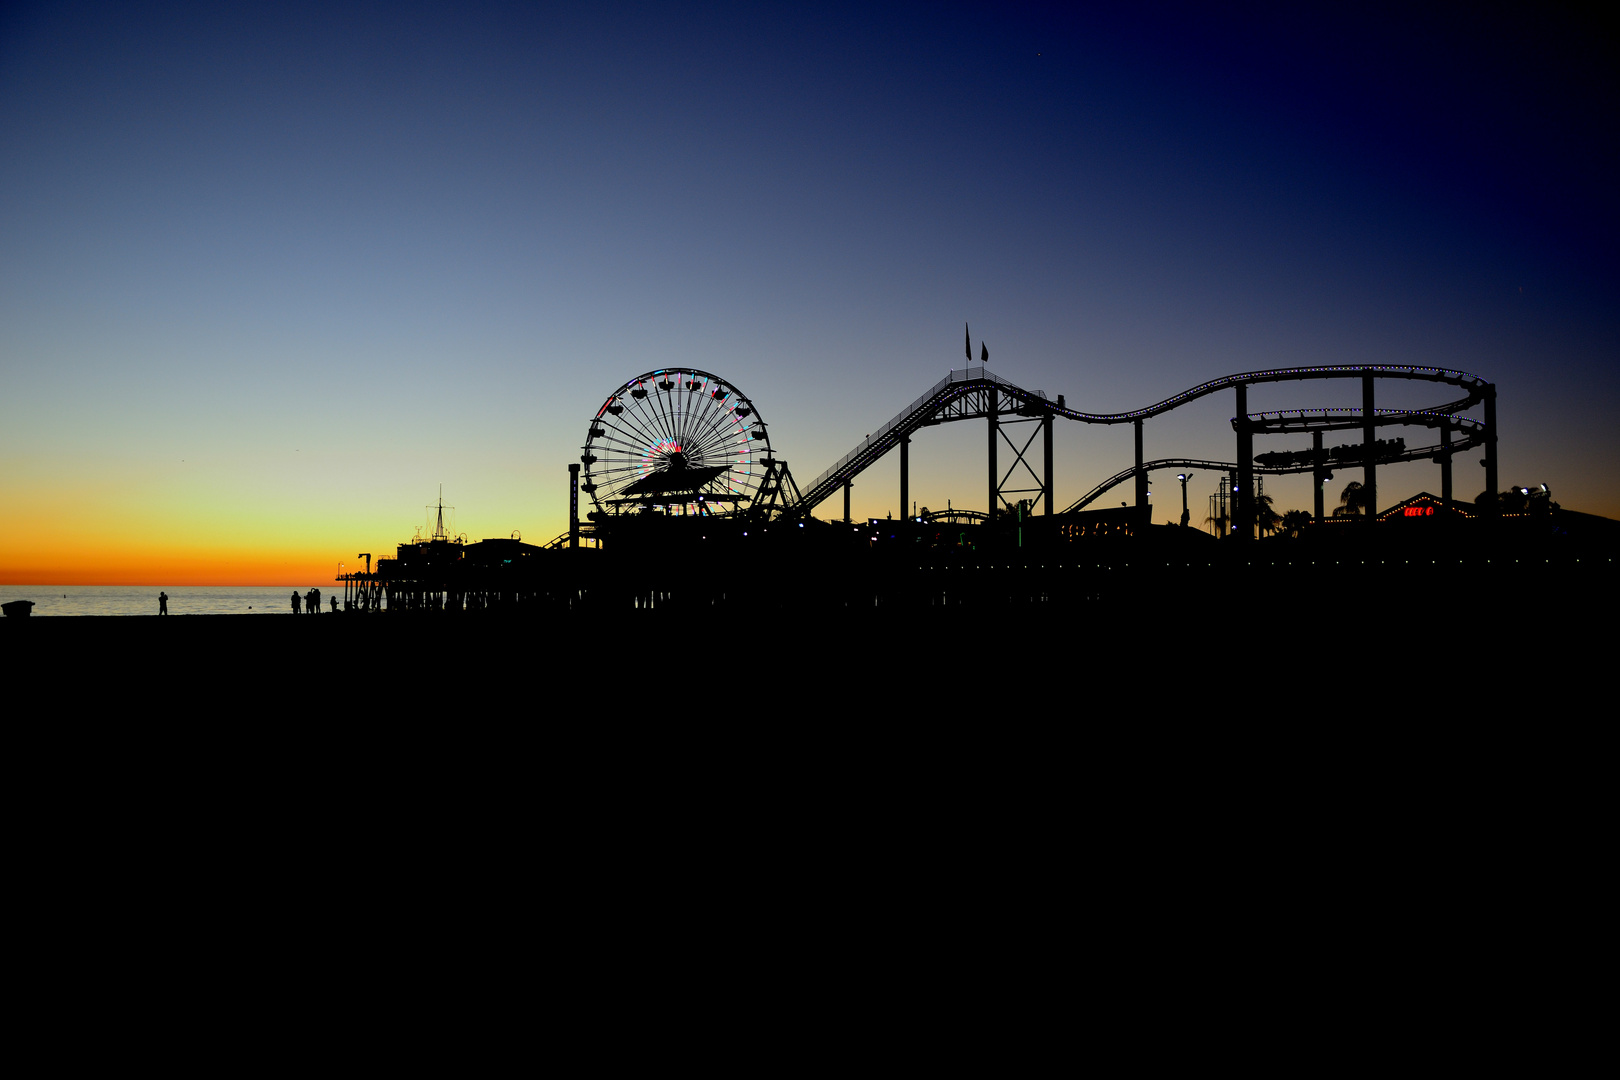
[2,2,1615,580]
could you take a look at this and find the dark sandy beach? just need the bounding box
[5,588,1606,709]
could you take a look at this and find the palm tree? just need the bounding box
[1253,493,1281,537]
[1333,481,1364,517]
[1279,509,1313,537]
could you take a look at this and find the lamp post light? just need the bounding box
[1176,473,1193,528]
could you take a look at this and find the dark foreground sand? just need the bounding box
[4,596,1603,706]
[5,604,1603,918]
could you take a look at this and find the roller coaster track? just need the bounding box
[1247,408,1486,431]
[1067,459,1251,514]
[796,364,1490,517]
[1064,441,1475,515]
[1053,364,1488,423]
[798,367,1049,514]
[1064,414,1489,513]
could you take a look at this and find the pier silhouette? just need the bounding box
[325,361,1611,622]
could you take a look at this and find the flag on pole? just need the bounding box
[981,342,989,363]
[965,323,971,363]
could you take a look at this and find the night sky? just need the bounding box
[2,2,1614,583]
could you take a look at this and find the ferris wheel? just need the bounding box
[580,369,773,516]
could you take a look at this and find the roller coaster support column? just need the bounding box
[1440,425,1453,505]
[568,463,580,550]
[1134,418,1147,513]
[1235,382,1253,540]
[1484,383,1499,514]
[987,389,999,522]
[843,479,852,524]
[900,435,910,525]
[1313,431,1325,523]
[1362,372,1377,525]
[1044,412,1054,516]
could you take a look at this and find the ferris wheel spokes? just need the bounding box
[581,368,772,514]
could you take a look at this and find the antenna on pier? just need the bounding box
[426,486,455,543]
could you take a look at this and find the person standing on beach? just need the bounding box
[291,590,301,615]
[159,591,168,615]
[330,595,338,614]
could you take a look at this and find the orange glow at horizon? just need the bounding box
[3,544,368,587]
[1,504,570,586]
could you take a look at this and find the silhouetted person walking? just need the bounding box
[291,591,301,615]
[158,591,168,615]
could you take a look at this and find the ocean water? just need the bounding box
[0,585,328,616]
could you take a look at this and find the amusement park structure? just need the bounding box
[567,361,1497,541]
[338,356,1613,614]
[790,363,1496,536]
